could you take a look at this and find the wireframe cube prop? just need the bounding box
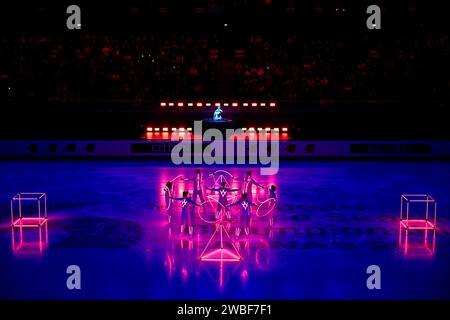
[11,192,47,227]
[398,227,436,257]
[11,223,49,254]
[400,194,436,230]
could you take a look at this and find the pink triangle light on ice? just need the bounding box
[200,223,241,262]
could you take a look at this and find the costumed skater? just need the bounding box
[163,181,174,223]
[241,171,264,203]
[267,185,277,226]
[227,193,258,238]
[206,181,240,220]
[170,191,201,236]
[180,169,207,213]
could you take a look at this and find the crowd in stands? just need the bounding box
[234,33,449,100]
[0,31,448,102]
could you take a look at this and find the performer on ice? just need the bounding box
[227,193,258,238]
[180,169,207,211]
[206,181,240,220]
[267,184,277,226]
[170,191,201,236]
[267,185,277,200]
[241,171,264,202]
[163,181,175,223]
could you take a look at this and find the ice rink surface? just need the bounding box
[0,160,449,299]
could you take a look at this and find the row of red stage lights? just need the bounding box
[160,102,277,108]
[146,127,288,132]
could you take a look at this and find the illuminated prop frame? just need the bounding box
[398,224,436,256]
[200,223,241,262]
[400,194,436,230]
[255,198,276,218]
[208,170,235,189]
[199,173,242,261]
[11,192,47,227]
[11,223,49,254]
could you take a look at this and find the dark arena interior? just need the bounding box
[0,0,450,313]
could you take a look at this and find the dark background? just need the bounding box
[0,1,448,139]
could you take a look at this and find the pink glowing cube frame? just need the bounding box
[400,194,436,230]
[398,226,436,257]
[10,192,48,227]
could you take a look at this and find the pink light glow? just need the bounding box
[399,224,436,257]
[181,267,189,282]
[200,222,241,262]
[201,248,241,262]
[400,219,435,230]
[255,240,271,270]
[12,217,47,227]
[11,224,48,255]
[165,253,174,278]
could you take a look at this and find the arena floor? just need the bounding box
[0,160,449,299]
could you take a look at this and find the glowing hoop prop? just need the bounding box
[163,174,184,212]
[207,170,236,189]
[256,187,269,204]
[196,196,227,224]
[255,198,276,218]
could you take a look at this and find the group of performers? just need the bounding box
[163,169,277,238]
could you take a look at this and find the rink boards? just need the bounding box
[0,140,450,158]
